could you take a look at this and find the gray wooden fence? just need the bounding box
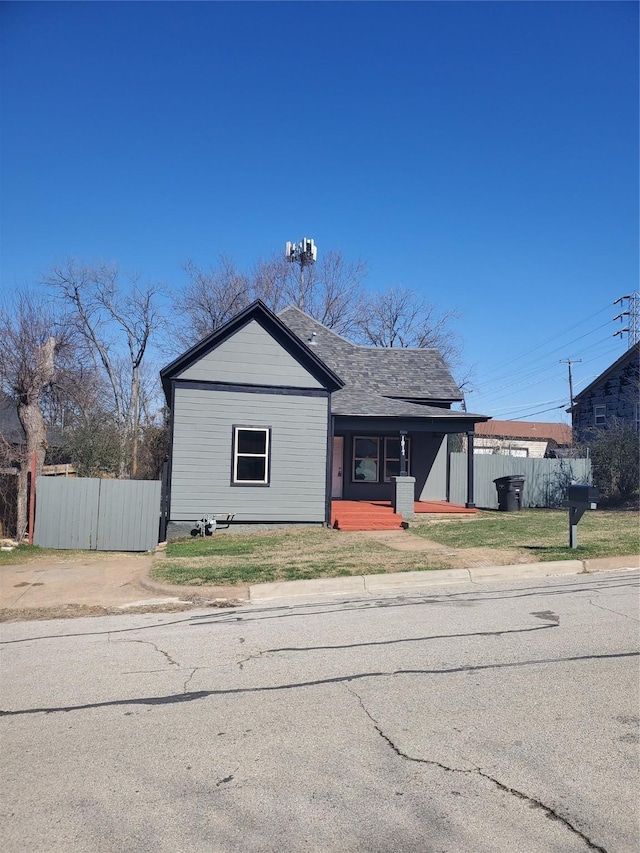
[34,477,161,551]
[448,454,592,509]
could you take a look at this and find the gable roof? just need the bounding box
[573,344,640,402]
[161,300,344,400]
[279,306,488,422]
[475,420,572,445]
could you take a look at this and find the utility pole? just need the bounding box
[560,358,582,419]
[285,238,317,310]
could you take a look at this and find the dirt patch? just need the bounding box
[0,597,245,622]
[357,530,525,569]
[441,546,528,568]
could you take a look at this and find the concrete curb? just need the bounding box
[138,573,249,602]
[247,555,639,601]
[583,555,640,573]
[138,554,638,605]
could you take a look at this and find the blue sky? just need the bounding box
[1,1,637,422]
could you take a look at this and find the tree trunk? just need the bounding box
[16,402,48,540]
[14,336,57,540]
[131,365,139,478]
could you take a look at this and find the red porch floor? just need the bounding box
[331,499,477,531]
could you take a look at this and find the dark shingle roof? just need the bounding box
[0,396,64,446]
[279,306,486,421]
[0,397,25,444]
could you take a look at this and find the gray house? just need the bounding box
[572,344,639,442]
[160,301,488,535]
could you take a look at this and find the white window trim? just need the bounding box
[232,426,271,486]
[594,404,606,427]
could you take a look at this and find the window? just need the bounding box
[232,426,270,485]
[594,405,606,427]
[384,436,411,481]
[353,437,379,482]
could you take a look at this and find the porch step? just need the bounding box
[333,518,404,531]
[330,499,476,531]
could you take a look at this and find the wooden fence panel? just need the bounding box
[96,479,161,552]
[448,455,592,508]
[34,477,100,550]
[34,477,160,551]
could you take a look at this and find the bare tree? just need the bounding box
[45,260,164,477]
[355,285,462,368]
[173,248,368,346]
[0,291,72,538]
[173,257,252,348]
[283,250,368,337]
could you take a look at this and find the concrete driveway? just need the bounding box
[0,551,250,618]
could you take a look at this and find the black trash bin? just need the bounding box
[494,475,525,511]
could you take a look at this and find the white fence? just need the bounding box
[449,454,592,509]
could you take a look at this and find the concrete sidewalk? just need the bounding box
[243,555,639,601]
[1,551,637,617]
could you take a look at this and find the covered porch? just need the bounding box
[331,499,477,531]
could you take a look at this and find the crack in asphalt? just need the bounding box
[1,575,636,645]
[348,687,609,853]
[113,638,180,668]
[1,650,637,717]
[237,650,267,670]
[182,667,198,694]
[588,598,639,623]
[260,624,556,654]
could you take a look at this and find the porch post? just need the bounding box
[465,431,476,509]
[399,430,408,476]
[393,476,416,519]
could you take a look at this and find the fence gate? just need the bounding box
[34,477,161,552]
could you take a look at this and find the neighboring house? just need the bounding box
[572,344,640,442]
[160,301,489,534]
[0,395,72,475]
[470,420,572,458]
[0,397,74,538]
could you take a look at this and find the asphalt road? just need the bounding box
[1,570,638,853]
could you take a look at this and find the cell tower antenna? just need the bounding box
[285,238,317,310]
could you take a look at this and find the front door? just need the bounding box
[331,436,344,498]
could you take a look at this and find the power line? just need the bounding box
[477,302,612,383]
[501,404,567,420]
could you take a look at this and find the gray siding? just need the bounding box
[449,454,592,509]
[177,320,324,388]
[34,478,161,551]
[170,387,329,522]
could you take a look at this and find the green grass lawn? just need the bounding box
[151,508,638,587]
[152,528,441,586]
[411,509,639,561]
[4,509,636,587]
[0,544,56,565]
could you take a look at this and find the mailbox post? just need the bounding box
[563,485,599,549]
